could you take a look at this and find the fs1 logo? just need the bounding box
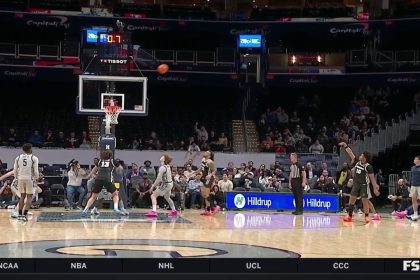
[234,194,246,209]
[403,260,420,271]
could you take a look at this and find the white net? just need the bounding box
[104,106,121,125]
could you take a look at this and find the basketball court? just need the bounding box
[0,209,419,258]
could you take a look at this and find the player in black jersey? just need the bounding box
[194,151,216,215]
[339,142,380,223]
[81,150,125,217]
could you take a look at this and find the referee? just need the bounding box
[289,153,307,215]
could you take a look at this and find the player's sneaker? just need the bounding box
[396,210,407,219]
[168,210,178,217]
[18,215,28,222]
[145,210,158,217]
[212,205,221,213]
[90,208,100,216]
[372,214,381,221]
[11,212,19,219]
[391,211,397,216]
[121,209,130,216]
[113,209,125,215]
[81,211,88,218]
[201,210,213,216]
[343,216,352,222]
[410,214,419,221]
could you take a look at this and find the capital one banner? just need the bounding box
[226,192,339,212]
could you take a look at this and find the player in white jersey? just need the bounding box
[13,143,39,221]
[145,154,177,218]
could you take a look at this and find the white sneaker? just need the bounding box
[90,207,100,215]
[410,214,419,221]
[11,212,19,219]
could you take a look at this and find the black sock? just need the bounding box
[348,205,354,216]
[365,213,369,218]
[24,210,28,216]
[206,206,211,211]
[19,210,22,215]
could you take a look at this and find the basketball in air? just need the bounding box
[157,64,169,74]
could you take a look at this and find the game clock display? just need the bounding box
[98,32,130,45]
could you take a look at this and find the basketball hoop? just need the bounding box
[104,105,121,125]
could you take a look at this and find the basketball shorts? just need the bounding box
[18,179,34,195]
[409,186,420,198]
[92,179,116,194]
[350,183,368,198]
[154,183,173,197]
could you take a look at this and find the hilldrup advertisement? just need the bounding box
[226,192,339,212]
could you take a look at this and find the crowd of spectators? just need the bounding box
[257,85,412,154]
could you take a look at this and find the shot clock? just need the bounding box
[97,31,132,62]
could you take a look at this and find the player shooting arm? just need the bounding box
[339,142,356,162]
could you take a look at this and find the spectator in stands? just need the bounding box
[194,122,208,142]
[183,164,195,180]
[209,184,224,210]
[276,107,289,128]
[0,178,16,208]
[188,142,200,153]
[289,111,301,126]
[390,179,411,215]
[3,128,20,147]
[306,162,317,189]
[199,136,210,151]
[309,139,324,154]
[218,132,228,149]
[130,138,141,150]
[208,130,218,148]
[325,177,338,194]
[314,175,327,192]
[130,173,153,208]
[222,161,235,176]
[28,130,44,148]
[274,168,288,185]
[79,131,92,149]
[218,173,233,193]
[186,173,203,209]
[126,162,140,190]
[139,160,156,182]
[67,131,80,148]
[148,131,161,150]
[247,161,256,174]
[375,169,386,189]
[336,162,351,190]
[294,127,311,144]
[54,131,66,148]
[317,162,331,177]
[43,130,55,147]
[172,174,187,210]
[65,159,87,210]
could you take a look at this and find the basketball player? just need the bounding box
[339,142,380,223]
[194,151,216,215]
[145,154,177,217]
[82,150,125,217]
[13,143,39,221]
[409,156,420,221]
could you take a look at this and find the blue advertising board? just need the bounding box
[238,34,262,48]
[226,192,339,212]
